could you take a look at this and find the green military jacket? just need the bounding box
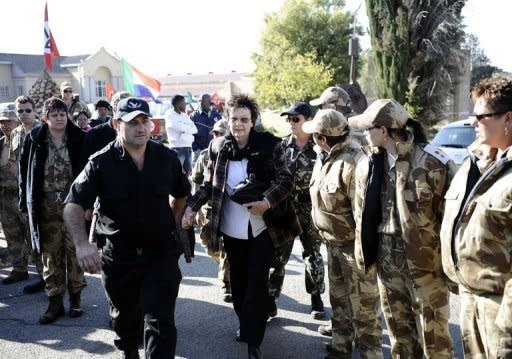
[309,139,362,247]
[441,142,512,296]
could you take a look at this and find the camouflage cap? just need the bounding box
[210,118,229,135]
[348,99,408,130]
[60,81,72,92]
[0,110,18,122]
[111,91,131,110]
[302,109,348,136]
[310,86,351,107]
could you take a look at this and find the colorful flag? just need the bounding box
[43,2,60,70]
[121,59,161,103]
[210,91,224,111]
[105,81,116,100]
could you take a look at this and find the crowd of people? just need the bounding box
[0,76,511,359]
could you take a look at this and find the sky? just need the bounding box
[0,0,509,78]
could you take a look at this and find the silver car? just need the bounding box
[431,118,476,165]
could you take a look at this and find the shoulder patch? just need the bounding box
[423,144,450,165]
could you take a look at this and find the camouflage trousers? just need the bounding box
[327,242,382,359]
[198,207,230,288]
[0,187,43,274]
[377,234,453,359]
[460,286,512,358]
[39,199,86,297]
[268,202,325,298]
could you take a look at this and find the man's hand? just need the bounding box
[182,206,197,229]
[84,209,93,221]
[243,199,270,216]
[196,210,206,228]
[75,242,102,274]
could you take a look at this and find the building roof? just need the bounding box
[0,53,90,74]
[159,71,247,85]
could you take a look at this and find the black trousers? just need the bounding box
[223,230,273,347]
[101,239,181,358]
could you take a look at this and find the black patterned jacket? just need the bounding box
[187,129,301,249]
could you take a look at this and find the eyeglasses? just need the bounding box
[286,116,301,123]
[17,109,33,114]
[471,111,510,121]
[63,89,73,93]
[230,117,251,124]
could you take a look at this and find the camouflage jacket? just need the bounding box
[187,130,301,249]
[309,139,362,246]
[0,135,17,190]
[11,122,40,162]
[354,139,452,285]
[282,134,317,201]
[441,143,512,296]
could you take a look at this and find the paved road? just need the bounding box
[0,238,463,358]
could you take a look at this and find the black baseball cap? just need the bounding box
[95,99,112,110]
[115,97,151,122]
[280,102,312,118]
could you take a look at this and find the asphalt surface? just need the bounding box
[0,236,463,358]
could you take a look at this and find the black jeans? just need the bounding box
[223,229,273,347]
[101,239,181,358]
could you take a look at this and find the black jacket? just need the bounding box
[19,123,85,254]
[80,120,117,168]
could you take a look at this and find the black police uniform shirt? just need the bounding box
[66,139,191,246]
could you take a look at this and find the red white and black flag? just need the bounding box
[44,2,60,70]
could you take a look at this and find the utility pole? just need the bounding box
[348,3,362,84]
[348,37,359,84]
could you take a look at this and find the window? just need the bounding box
[96,80,106,98]
[0,86,9,99]
[17,86,24,96]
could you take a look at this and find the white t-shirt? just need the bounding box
[220,159,267,239]
[164,110,197,148]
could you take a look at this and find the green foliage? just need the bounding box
[366,0,467,126]
[255,52,333,109]
[253,0,357,109]
[466,34,505,86]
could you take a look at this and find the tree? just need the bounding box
[253,0,357,109]
[366,0,466,125]
[465,33,504,86]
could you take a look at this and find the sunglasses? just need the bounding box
[17,109,33,114]
[471,111,510,121]
[286,116,301,123]
[63,89,73,93]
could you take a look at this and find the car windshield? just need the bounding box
[432,126,476,148]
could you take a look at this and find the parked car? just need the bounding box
[431,118,476,165]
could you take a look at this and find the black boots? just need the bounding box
[123,349,140,359]
[39,294,65,324]
[318,323,332,336]
[69,291,83,318]
[311,293,325,319]
[39,292,83,324]
[2,270,28,284]
[248,345,262,359]
[23,275,46,294]
[267,296,277,318]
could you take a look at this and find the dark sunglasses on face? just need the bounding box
[471,110,510,121]
[230,117,251,124]
[286,116,301,123]
[63,89,73,93]
[17,109,33,114]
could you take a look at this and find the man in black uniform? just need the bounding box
[63,97,190,359]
